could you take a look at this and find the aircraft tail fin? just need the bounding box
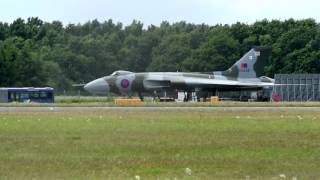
[222,46,272,79]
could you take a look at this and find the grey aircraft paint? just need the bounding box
[84,46,274,97]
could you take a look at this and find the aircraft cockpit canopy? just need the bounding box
[111,70,133,76]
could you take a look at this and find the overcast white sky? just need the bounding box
[0,0,319,26]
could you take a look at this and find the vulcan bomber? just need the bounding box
[84,46,274,100]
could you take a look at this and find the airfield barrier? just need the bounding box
[114,98,142,105]
[210,96,219,103]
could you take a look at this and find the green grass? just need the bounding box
[2,95,320,107]
[53,96,320,107]
[0,110,320,179]
[54,95,114,103]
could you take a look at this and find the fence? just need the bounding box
[273,74,320,101]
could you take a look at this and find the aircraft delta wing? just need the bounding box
[84,46,274,97]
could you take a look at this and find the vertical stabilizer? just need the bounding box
[222,46,272,79]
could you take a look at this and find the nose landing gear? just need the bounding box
[138,92,144,101]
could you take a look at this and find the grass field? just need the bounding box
[1,110,320,179]
[53,96,320,107]
[3,95,320,107]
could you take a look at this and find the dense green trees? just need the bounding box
[0,18,319,93]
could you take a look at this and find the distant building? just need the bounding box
[272,74,320,101]
[0,87,54,103]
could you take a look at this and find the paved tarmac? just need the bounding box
[1,106,320,112]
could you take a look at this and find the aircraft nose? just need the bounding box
[84,78,110,94]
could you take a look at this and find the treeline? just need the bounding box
[0,17,320,92]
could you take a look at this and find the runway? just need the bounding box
[1,106,320,112]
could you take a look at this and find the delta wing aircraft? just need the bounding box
[84,46,274,100]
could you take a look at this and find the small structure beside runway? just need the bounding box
[0,87,54,103]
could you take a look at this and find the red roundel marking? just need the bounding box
[240,63,248,69]
[121,79,130,88]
